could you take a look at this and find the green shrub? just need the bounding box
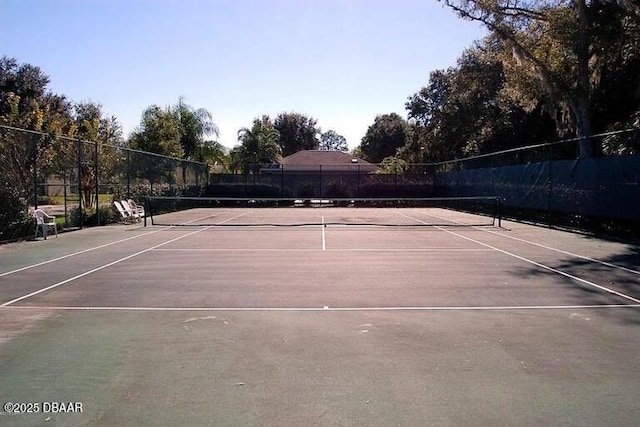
[0,186,34,241]
[69,205,117,227]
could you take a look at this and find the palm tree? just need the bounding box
[172,96,219,160]
[235,116,281,174]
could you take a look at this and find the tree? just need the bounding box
[319,130,348,151]
[171,96,219,160]
[590,1,640,134]
[273,112,320,156]
[65,101,124,208]
[0,57,75,200]
[404,42,556,161]
[196,140,229,172]
[128,105,183,185]
[439,0,625,157]
[358,113,409,163]
[233,116,281,174]
[129,106,183,157]
[377,156,408,174]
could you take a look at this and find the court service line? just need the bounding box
[396,211,640,304]
[0,208,238,279]
[3,304,639,312]
[1,228,209,307]
[1,211,254,307]
[417,210,640,276]
[0,227,169,278]
[151,248,493,252]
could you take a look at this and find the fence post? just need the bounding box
[547,143,553,227]
[32,135,38,209]
[126,150,131,198]
[182,161,187,190]
[94,140,99,226]
[63,173,68,228]
[281,164,284,197]
[77,138,83,229]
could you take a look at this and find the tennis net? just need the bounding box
[144,196,503,227]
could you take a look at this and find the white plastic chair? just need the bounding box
[120,200,141,222]
[114,201,135,223]
[127,199,145,218]
[33,209,58,239]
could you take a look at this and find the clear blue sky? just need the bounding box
[3,0,485,149]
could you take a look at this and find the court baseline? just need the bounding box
[2,304,638,312]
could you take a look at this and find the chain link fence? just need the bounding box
[208,163,434,199]
[0,125,208,235]
[431,129,640,233]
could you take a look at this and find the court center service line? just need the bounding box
[395,211,640,304]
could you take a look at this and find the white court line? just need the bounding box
[1,211,254,307]
[152,248,493,252]
[2,304,639,312]
[321,216,326,251]
[0,227,168,278]
[0,208,238,279]
[417,210,640,276]
[0,228,209,307]
[396,211,640,304]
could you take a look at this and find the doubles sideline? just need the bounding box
[416,209,640,276]
[0,207,245,279]
[395,211,640,305]
[0,211,254,307]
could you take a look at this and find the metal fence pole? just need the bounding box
[184,161,188,189]
[63,173,68,228]
[126,150,131,197]
[547,143,553,227]
[32,135,38,209]
[77,139,83,229]
[94,140,99,225]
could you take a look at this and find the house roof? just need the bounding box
[279,150,377,172]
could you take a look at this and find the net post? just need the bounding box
[143,197,147,227]
[146,197,153,226]
[496,197,503,228]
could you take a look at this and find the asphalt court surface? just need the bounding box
[1,207,639,425]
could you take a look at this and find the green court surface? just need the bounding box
[1,207,639,426]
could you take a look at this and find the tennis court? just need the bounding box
[1,204,639,426]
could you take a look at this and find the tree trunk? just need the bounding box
[574,0,595,159]
[574,102,594,158]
